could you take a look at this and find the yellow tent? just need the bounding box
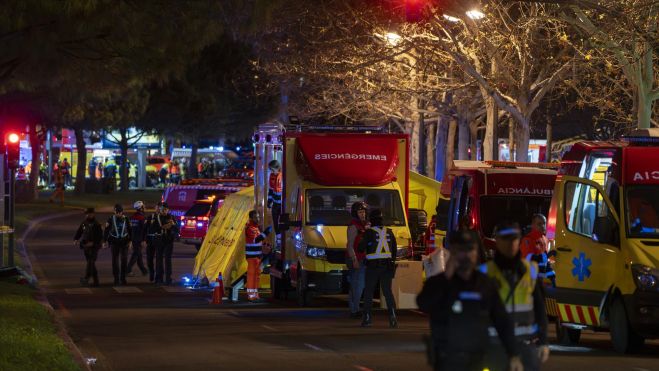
[193,187,254,285]
[409,171,444,218]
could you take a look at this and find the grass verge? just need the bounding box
[0,279,80,371]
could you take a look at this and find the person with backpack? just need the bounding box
[103,204,132,286]
[74,208,104,287]
[346,201,369,318]
[127,201,149,277]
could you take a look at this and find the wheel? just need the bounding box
[556,320,581,345]
[610,296,644,353]
[296,268,311,307]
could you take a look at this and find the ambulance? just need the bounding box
[546,134,659,353]
[253,123,411,306]
[441,160,558,252]
[162,179,251,217]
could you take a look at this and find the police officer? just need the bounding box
[148,202,179,285]
[103,204,132,286]
[358,209,398,328]
[144,204,159,282]
[74,208,103,287]
[417,230,522,371]
[127,201,148,277]
[483,221,550,371]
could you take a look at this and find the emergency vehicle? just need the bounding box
[441,160,558,251]
[546,134,659,353]
[179,196,224,250]
[253,123,412,305]
[162,179,251,217]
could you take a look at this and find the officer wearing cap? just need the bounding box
[147,201,179,285]
[74,208,103,287]
[482,221,549,371]
[417,230,522,371]
[103,204,132,286]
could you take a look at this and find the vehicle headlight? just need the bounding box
[396,246,411,259]
[306,246,326,259]
[631,264,659,291]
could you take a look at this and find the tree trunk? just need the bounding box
[28,124,41,201]
[74,127,87,194]
[418,111,426,174]
[426,119,436,179]
[546,121,553,163]
[469,121,480,160]
[408,120,421,172]
[483,96,497,161]
[446,118,457,172]
[457,116,469,160]
[435,117,448,180]
[637,90,652,129]
[188,139,199,179]
[508,118,515,161]
[515,118,531,162]
[119,128,129,192]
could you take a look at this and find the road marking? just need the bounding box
[548,344,593,353]
[65,288,93,294]
[354,366,374,371]
[261,324,277,331]
[113,286,143,294]
[161,286,190,293]
[229,310,240,316]
[304,343,324,352]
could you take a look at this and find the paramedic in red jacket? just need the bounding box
[245,210,272,301]
[346,201,370,318]
[267,160,283,248]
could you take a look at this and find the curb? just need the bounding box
[18,211,93,371]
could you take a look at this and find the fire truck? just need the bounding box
[440,160,558,252]
[253,123,412,305]
[546,133,659,353]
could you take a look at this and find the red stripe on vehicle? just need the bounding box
[565,304,574,323]
[587,306,598,326]
[575,305,587,324]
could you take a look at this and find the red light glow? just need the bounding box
[7,133,19,144]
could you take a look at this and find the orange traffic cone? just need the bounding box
[211,273,224,305]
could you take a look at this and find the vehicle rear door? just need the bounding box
[552,176,620,324]
[447,175,469,233]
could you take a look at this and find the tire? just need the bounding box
[610,296,645,353]
[296,268,310,307]
[556,320,581,345]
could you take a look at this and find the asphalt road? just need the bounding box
[25,213,659,371]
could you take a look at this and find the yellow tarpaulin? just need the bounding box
[409,171,444,218]
[193,186,254,284]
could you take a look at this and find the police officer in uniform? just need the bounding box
[417,231,522,371]
[74,208,103,287]
[358,209,398,328]
[127,201,148,277]
[483,221,550,371]
[148,202,179,285]
[103,204,132,286]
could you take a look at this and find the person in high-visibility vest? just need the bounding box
[103,204,133,286]
[481,221,550,371]
[244,210,272,301]
[266,160,283,248]
[358,209,398,328]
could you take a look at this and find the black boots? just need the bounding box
[361,312,372,327]
[389,310,398,329]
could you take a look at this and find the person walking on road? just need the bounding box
[521,214,555,287]
[127,201,149,277]
[358,209,398,328]
[346,201,369,318]
[49,165,65,205]
[149,202,179,285]
[417,230,523,371]
[244,210,272,302]
[74,208,104,287]
[104,204,132,286]
[483,221,550,371]
[144,205,159,282]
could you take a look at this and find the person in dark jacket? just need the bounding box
[74,208,104,287]
[103,204,132,286]
[127,201,148,277]
[147,201,179,285]
[358,209,398,328]
[417,230,522,371]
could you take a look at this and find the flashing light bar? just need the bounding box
[621,136,659,144]
[484,161,560,169]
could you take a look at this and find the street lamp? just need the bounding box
[443,14,460,23]
[384,32,402,47]
[466,9,485,20]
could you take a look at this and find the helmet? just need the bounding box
[350,201,368,218]
[133,201,144,210]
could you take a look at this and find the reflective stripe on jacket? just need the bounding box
[480,259,538,340]
[245,221,265,257]
[366,227,392,260]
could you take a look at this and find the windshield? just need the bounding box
[185,203,211,217]
[626,186,659,238]
[306,188,406,227]
[479,196,551,237]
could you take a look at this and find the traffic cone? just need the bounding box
[211,272,224,305]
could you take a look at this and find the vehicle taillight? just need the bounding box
[198,216,209,221]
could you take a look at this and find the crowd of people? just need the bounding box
[73,201,180,287]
